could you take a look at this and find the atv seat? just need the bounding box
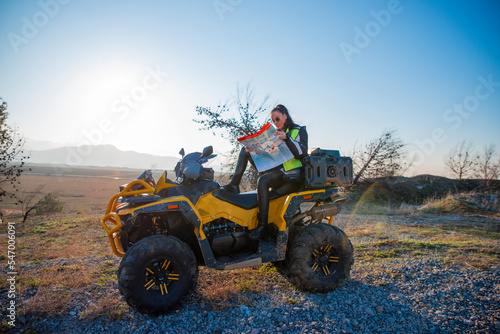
[213,190,280,210]
[214,190,259,209]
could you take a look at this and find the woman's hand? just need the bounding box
[276,131,287,140]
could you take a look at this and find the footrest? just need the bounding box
[222,257,262,270]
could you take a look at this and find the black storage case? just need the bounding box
[303,148,353,188]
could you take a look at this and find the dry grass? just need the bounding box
[0,210,292,319]
[14,215,111,262]
[2,210,498,320]
[355,238,498,266]
[0,213,122,319]
[78,288,128,320]
[335,212,500,271]
[346,202,421,216]
[195,263,292,310]
[2,175,121,213]
[419,191,499,215]
[17,257,123,318]
[1,167,498,321]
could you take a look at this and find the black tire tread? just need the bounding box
[117,235,198,314]
[287,223,353,292]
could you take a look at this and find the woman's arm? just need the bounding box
[284,126,308,159]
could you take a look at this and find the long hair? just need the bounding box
[271,104,296,130]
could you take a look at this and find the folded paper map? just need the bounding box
[237,123,295,173]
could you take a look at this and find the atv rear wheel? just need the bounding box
[118,235,198,314]
[287,223,353,292]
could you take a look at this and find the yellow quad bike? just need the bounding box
[101,146,354,314]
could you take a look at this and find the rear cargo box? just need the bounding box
[303,149,353,188]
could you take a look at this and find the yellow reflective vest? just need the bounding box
[283,128,303,171]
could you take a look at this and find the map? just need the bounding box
[237,123,295,173]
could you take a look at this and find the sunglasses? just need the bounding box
[272,116,281,123]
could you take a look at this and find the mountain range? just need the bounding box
[28,144,180,170]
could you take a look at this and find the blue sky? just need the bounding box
[1,0,499,175]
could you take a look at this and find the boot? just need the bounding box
[221,183,239,194]
[249,212,267,241]
[221,147,248,194]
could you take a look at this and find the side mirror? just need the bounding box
[179,148,185,157]
[200,146,213,159]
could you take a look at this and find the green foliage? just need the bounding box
[34,193,64,215]
[194,83,269,150]
[27,278,41,288]
[0,99,8,138]
[235,275,260,292]
[193,83,270,188]
[0,321,14,332]
[258,263,277,273]
[0,97,30,204]
[373,249,402,258]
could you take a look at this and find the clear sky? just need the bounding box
[1,0,499,176]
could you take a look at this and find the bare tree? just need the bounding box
[0,98,30,205]
[352,129,409,184]
[445,140,476,180]
[194,83,270,188]
[20,185,44,223]
[474,144,500,186]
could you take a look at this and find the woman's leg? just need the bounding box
[250,169,286,239]
[222,147,249,193]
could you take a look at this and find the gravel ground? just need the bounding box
[8,215,500,333]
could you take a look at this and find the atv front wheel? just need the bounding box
[287,223,353,292]
[118,235,198,314]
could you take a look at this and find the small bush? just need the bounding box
[420,195,482,214]
[34,193,64,215]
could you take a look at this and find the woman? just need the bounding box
[222,104,308,240]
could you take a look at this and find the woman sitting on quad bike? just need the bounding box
[222,104,308,240]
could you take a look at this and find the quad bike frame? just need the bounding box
[100,146,353,314]
[101,173,343,269]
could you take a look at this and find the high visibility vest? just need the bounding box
[283,128,303,171]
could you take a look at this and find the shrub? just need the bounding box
[420,195,482,214]
[34,193,64,215]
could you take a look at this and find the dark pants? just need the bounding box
[257,169,286,223]
[230,147,301,225]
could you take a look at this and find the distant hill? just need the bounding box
[28,145,180,170]
[24,138,68,151]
